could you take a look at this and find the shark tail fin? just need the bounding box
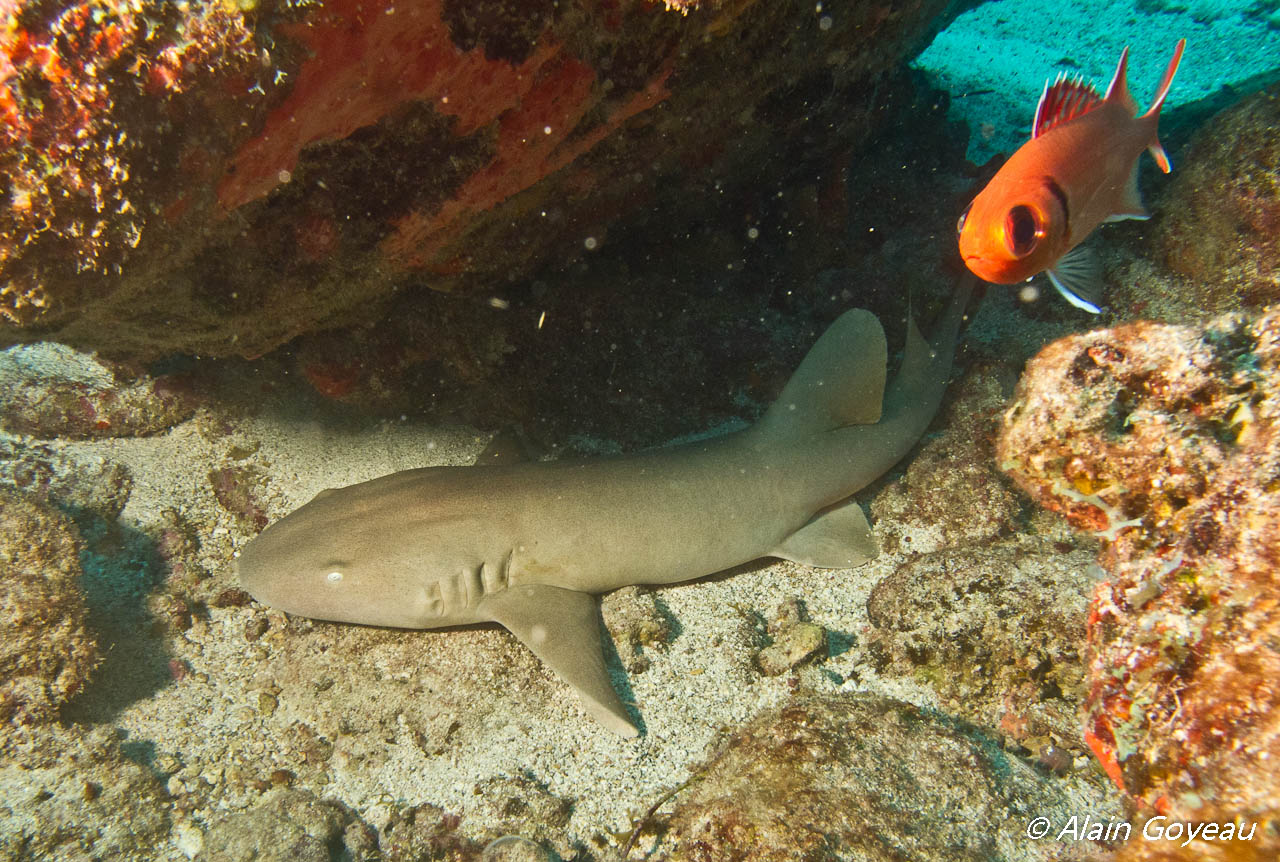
[885,275,975,411]
[757,308,888,440]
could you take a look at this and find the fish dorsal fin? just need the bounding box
[1033,73,1104,137]
[1104,46,1138,114]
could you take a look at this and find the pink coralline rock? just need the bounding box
[0,0,950,362]
[997,309,1280,850]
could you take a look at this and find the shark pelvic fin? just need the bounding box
[772,497,878,568]
[485,584,639,737]
[758,307,888,439]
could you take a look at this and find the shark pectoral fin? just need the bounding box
[484,584,639,738]
[773,498,878,568]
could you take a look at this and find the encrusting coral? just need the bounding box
[997,308,1280,854]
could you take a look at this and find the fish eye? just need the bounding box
[956,202,972,236]
[1004,205,1043,257]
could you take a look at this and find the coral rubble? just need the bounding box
[752,596,826,677]
[997,309,1280,845]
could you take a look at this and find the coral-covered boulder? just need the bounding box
[1153,84,1280,314]
[0,489,98,725]
[640,693,1119,861]
[197,788,375,862]
[1,0,950,362]
[0,342,196,438]
[865,540,1097,760]
[997,309,1280,832]
[0,724,170,858]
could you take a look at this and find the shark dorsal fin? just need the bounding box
[758,307,887,439]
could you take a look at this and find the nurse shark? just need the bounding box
[238,279,972,736]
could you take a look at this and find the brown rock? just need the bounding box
[864,540,1096,753]
[1152,84,1280,316]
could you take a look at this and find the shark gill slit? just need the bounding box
[493,549,513,593]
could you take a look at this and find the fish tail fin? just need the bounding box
[1141,38,1186,173]
[757,307,888,440]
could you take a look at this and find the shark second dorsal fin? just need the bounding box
[484,584,639,737]
[475,428,539,466]
[758,308,888,440]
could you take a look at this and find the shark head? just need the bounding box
[237,481,483,629]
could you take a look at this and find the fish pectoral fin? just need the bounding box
[484,584,639,738]
[773,497,878,568]
[1047,244,1104,314]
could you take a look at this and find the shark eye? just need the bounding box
[1004,205,1044,257]
[956,202,972,237]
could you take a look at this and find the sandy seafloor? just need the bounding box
[914,0,1280,163]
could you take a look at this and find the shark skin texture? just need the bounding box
[237,279,973,736]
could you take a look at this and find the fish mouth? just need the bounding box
[961,254,996,281]
[961,254,1019,285]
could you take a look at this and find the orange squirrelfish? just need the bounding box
[957,40,1185,313]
